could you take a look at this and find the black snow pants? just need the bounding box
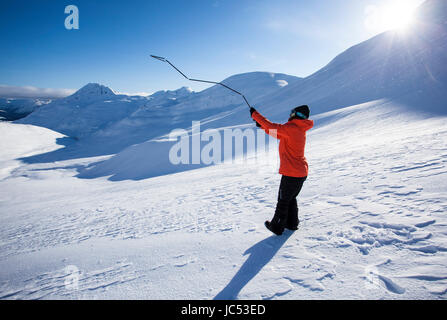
[270,175,307,233]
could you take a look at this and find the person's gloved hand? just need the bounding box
[250,107,257,117]
[249,108,260,127]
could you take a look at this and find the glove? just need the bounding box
[250,107,257,117]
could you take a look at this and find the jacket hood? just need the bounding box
[290,118,314,131]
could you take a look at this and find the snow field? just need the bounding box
[1,99,446,299]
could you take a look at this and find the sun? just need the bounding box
[365,0,420,33]
[382,1,417,30]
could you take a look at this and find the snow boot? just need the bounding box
[286,220,300,231]
[265,221,284,236]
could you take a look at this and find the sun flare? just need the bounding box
[365,0,421,33]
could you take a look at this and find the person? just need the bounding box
[250,105,314,236]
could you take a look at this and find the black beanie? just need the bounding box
[292,105,310,119]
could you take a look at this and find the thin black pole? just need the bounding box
[150,55,252,109]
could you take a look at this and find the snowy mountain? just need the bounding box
[16,83,142,139]
[0,98,52,121]
[64,83,116,103]
[1,0,447,300]
[257,0,447,120]
[150,86,194,101]
[15,72,300,161]
[416,0,447,24]
[18,73,300,138]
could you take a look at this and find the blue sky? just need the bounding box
[0,0,424,96]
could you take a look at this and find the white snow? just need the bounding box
[1,0,446,300]
[276,80,288,87]
[0,122,64,179]
[1,97,447,299]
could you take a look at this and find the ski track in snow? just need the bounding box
[1,106,447,299]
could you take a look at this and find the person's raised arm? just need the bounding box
[250,108,289,139]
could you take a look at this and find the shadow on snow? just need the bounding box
[214,230,294,300]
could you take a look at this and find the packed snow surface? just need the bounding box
[1,0,446,300]
[1,99,446,299]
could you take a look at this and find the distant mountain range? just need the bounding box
[16,72,300,143]
[0,98,52,121]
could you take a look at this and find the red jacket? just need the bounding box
[252,111,314,178]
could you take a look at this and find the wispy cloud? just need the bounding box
[0,85,76,99]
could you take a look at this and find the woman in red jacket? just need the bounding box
[251,105,314,236]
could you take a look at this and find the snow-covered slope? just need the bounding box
[255,0,447,120]
[18,73,300,136]
[10,71,300,167]
[16,73,300,161]
[0,98,52,121]
[84,0,447,179]
[1,0,446,301]
[65,83,115,102]
[1,99,446,299]
[16,83,148,139]
[0,122,64,179]
[149,86,193,102]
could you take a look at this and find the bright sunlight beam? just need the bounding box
[364,0,421,34]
